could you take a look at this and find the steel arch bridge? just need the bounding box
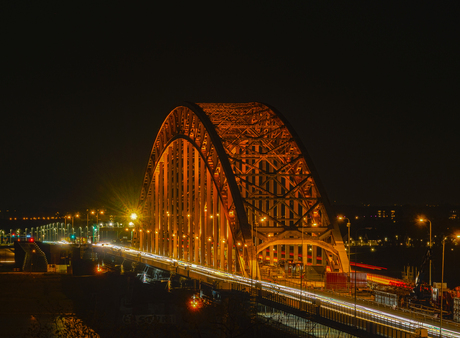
[137,102,348,279]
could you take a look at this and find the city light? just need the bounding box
[189,296,202,311]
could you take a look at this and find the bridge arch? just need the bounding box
[138,102,348,278]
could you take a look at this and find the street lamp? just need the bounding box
[64,213,80,243]
[437,233,460,337]
[64,215,71,240]
[440,236,447,338]
[338,215,357,326]
[251,216,264,282]
[338,216,351,275]
[91,209,105,223]
[128,223,135,244]
[253,217,266,278]
[90,210,105,243]
[130,213,139,249]
[418,218,432,286]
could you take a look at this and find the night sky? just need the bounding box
[2,2,459,214]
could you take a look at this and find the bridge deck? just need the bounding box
[95,244,460,338]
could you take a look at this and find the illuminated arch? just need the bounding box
[138,102,348,278]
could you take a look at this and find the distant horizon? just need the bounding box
[1,201,459,217]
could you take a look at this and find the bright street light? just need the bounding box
[338,215,356,327]
[338,216,351,275]
[417,217,432,286]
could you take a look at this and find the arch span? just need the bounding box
[137,102,348,278]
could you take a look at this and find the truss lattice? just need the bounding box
[138,102,348,278]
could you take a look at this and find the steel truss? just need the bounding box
[138,102,348,278]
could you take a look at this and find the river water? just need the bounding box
[353,245,460,288]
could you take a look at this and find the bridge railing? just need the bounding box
[231,282,422,338]
[319,286,460,332]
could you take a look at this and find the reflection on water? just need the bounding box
[27,314,99,337]
[0,246,15,263]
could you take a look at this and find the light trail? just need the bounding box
[94,243,460,337]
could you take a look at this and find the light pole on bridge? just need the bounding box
[130,213,139,249]
[338,216,352,276]
[418,217,432,286]
[338,215,357,328]
[90,209,105,243]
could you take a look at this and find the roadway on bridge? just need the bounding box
[89,243,460,338]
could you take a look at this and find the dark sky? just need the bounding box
[1,2,459,213]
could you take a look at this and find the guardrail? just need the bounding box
[320,286,460,331]
[232,283,417,338]
[262,274,460,331]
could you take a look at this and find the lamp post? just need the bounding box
[130,213,138,249]
[338,215,357,327]
[128,222,134,244]
[440,236,447,338]
[91,209,105,224]
[338,216,352,289]
[90,210,105,243]
[119,227,129,244]
[64,216,70,240]
[253,217,266,281]
[251,219,255,283]
[187,214,191,261]
[210,214,215,266]
[86,210,90,242]
[418,218,432,286]
[251,216,263,282]
[66,213,80,243]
